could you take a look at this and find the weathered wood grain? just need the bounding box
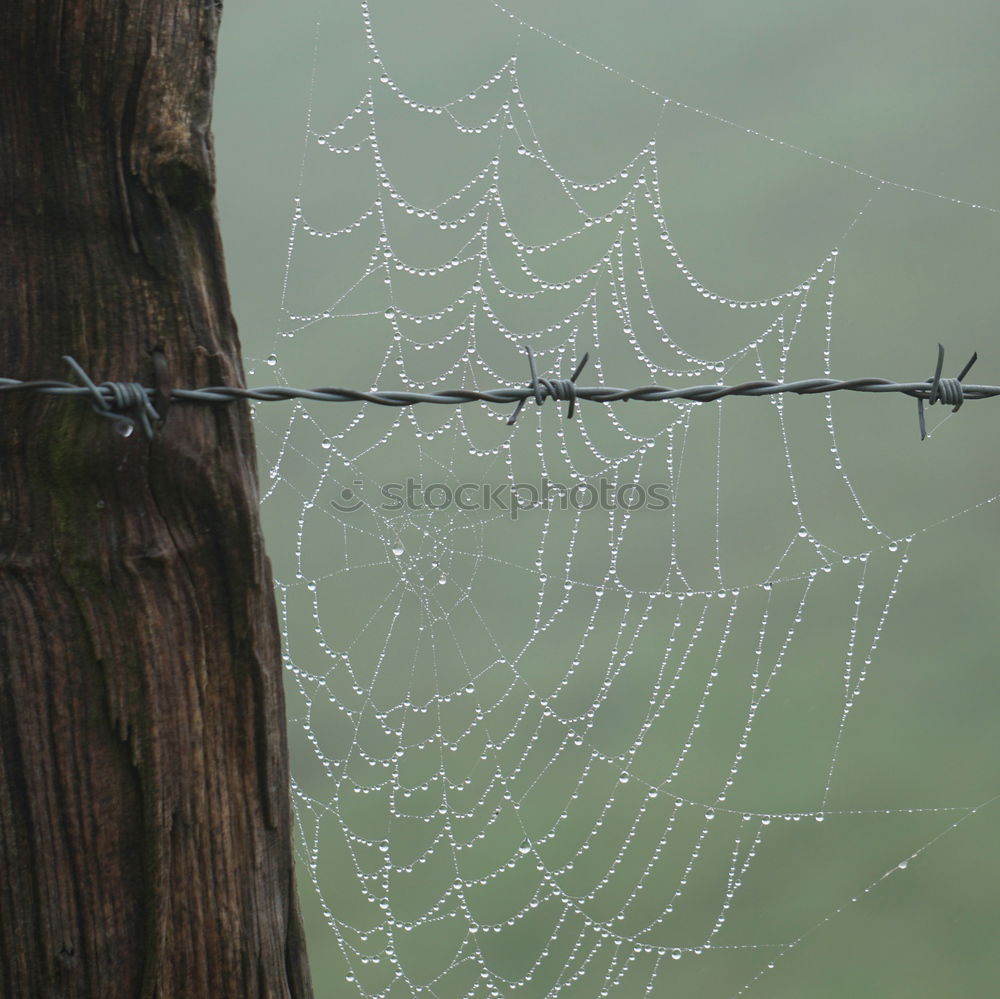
[0,2,314,995]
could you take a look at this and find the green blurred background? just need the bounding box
[214,2,1000,996]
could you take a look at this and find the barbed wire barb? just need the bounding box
[917,343,978,440]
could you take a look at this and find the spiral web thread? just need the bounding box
[246,3,1000,996]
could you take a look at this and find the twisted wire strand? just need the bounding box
[0,345,986,439]
[10,374,1000,405]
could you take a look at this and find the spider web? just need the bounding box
[232,2,1000,995]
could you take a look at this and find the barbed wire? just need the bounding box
[0,345,984,440]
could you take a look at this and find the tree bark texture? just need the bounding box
[0,2,313,997]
